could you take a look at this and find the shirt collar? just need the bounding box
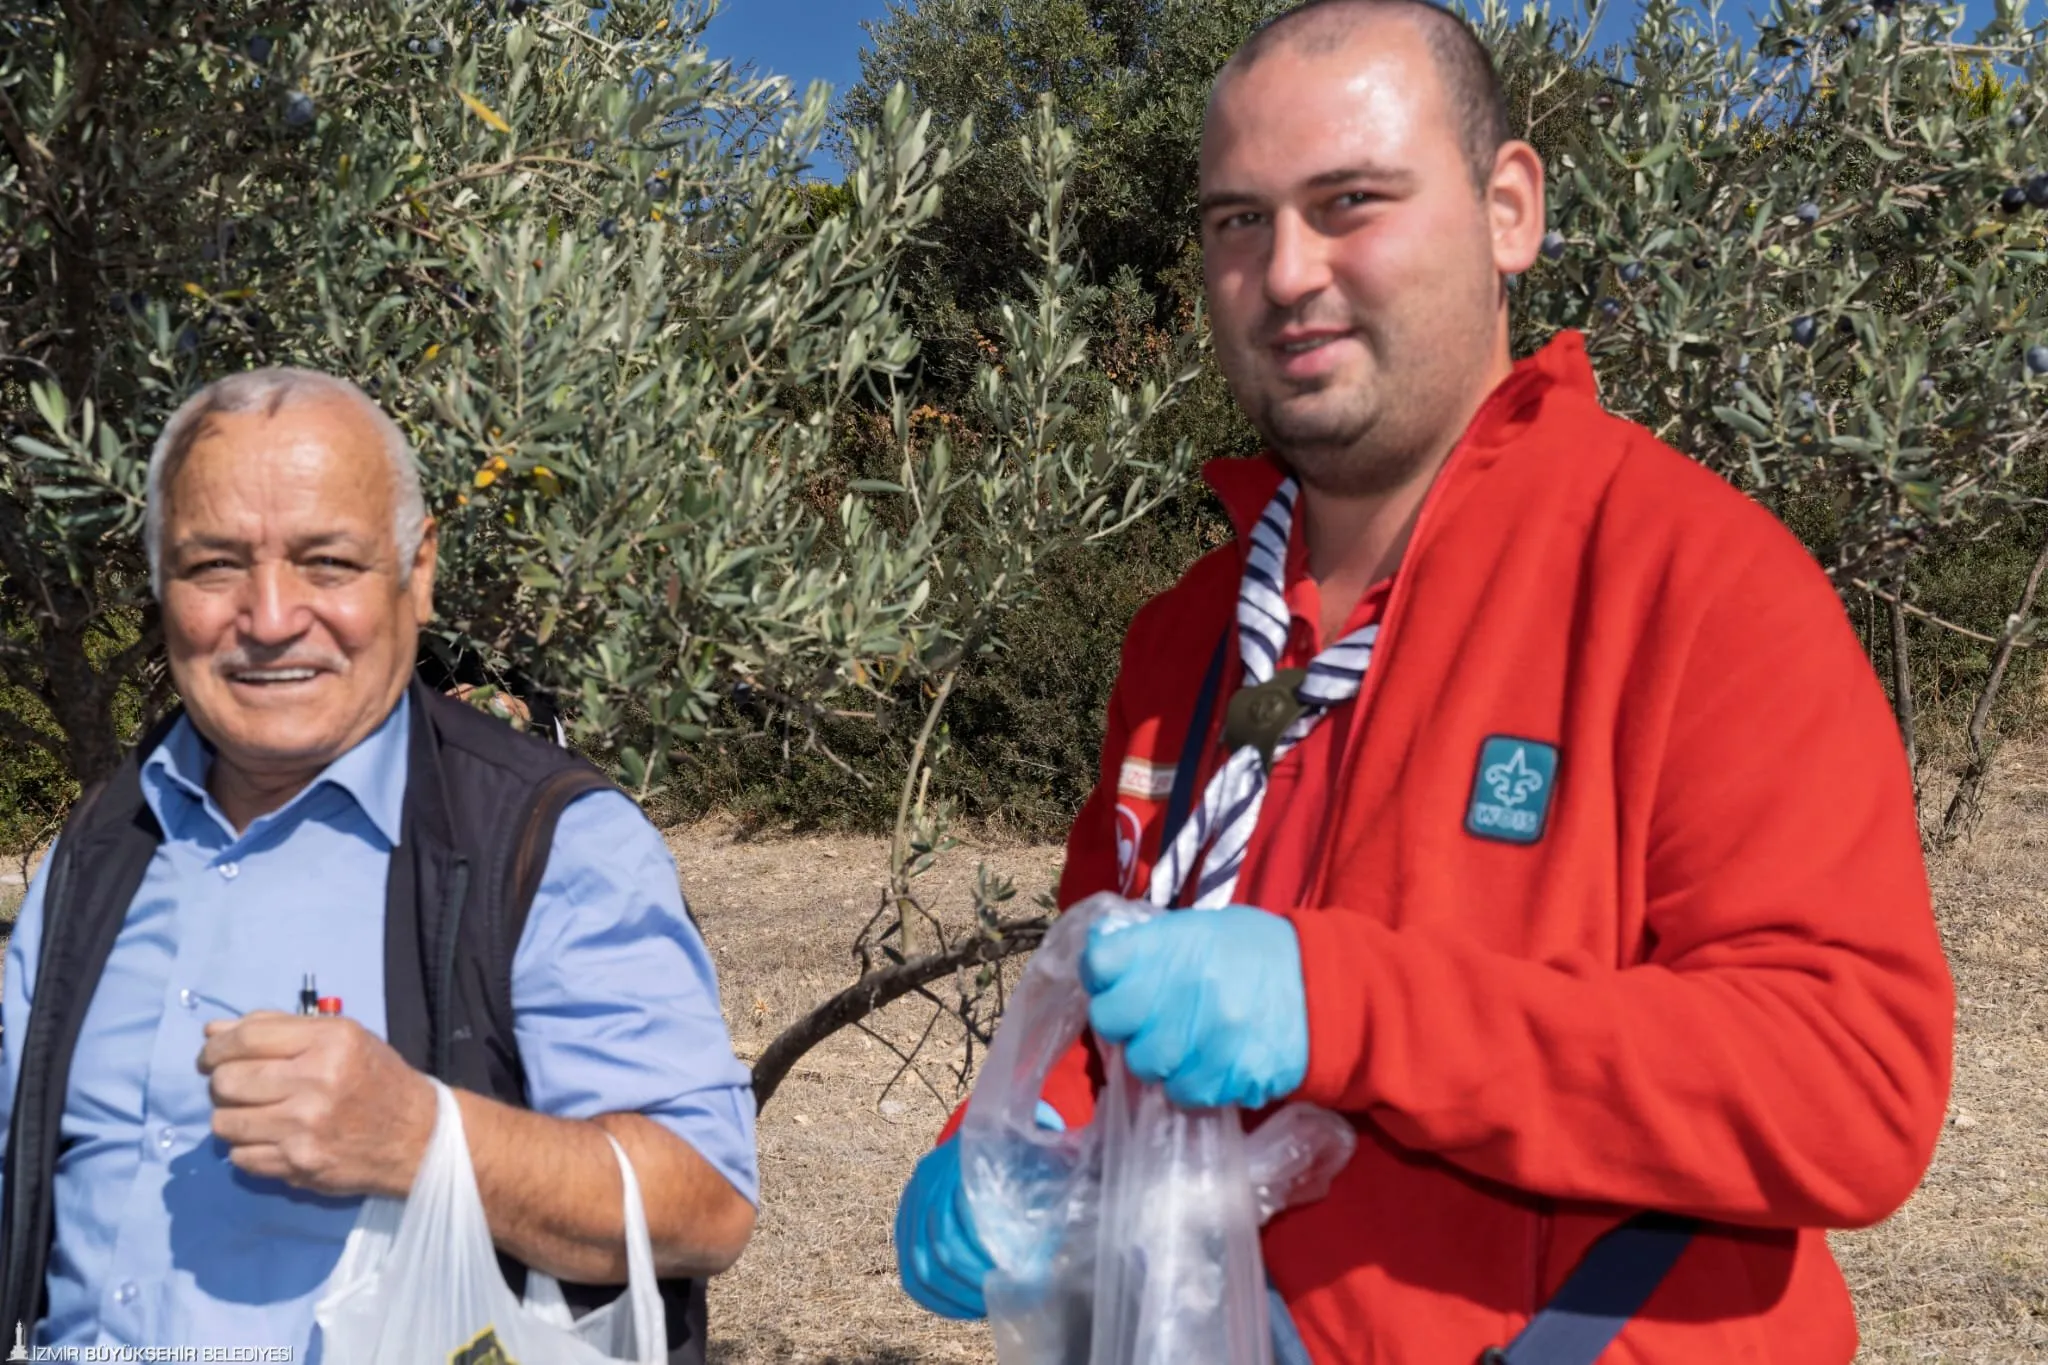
[1279,513,1394,652]
[141,693,412,848]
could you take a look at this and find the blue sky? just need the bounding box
[699,0,2009,178]
[700,0,891,108]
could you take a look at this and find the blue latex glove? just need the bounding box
[894,1137,995,1319]
[1080,906,1309,1110]
[894,1101,1066,1319]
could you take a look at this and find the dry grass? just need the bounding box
[676,825,1047,1365]
[686,750,2048,1364]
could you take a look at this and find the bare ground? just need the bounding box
[686,749,2048,1364]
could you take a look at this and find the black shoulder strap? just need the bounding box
[1480,1211,1698,1365]
[1156,627,1231,907]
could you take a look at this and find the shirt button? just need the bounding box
[218,860,239,880]
[179,987,198,1010]
[114,1280,139,1305]
[156,1125,177,1153]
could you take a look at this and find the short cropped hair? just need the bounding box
[1228,0,1512,191]
[145,368,425,599]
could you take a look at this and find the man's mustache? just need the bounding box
[212,647,349,674]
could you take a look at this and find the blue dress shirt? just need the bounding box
[0,697,757,1356]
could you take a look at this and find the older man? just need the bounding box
[894,1,1954,1362]
[0,369,756,1360]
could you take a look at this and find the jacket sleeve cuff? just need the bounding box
[1284,907,1378,1110]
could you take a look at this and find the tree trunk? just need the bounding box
[1940,523,2048,843]
[44,626,122,786]
[1887,578,1917,780]
[12,595,161,791]
[750,918,1046,1112]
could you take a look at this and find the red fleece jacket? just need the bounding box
[941,332,1954,1363]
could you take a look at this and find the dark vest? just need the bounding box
[0,678,710,1362]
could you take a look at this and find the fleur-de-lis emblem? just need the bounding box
[1483,746,1546,808]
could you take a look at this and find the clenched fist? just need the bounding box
[198,1012,437,1198]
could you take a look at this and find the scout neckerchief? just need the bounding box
[1147,476,1379,910]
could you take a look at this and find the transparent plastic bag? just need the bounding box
[314,1079,666,1365]
[1089,1042,1269,1365]
[960,892,1356,1365]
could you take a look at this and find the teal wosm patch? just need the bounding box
[1465,736,1560,845]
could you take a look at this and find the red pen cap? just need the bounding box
[316,997,343,1016]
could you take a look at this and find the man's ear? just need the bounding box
[409,517,439,623]
[1488,140,1546,276]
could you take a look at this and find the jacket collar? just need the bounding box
[1201,329,1597,543]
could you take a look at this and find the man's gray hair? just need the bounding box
[145,368,426,599]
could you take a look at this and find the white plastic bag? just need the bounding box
[959,892,1356,1365]
[314,1079,667,1365]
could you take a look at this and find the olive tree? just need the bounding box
[1488,0,2048,838]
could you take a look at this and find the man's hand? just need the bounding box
[198,1012,437,1198]
[1080,906,1310,1110]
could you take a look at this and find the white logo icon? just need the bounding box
[7,1321,27,1362]
[1114,804,1144,894]
[1483,746,1545,809]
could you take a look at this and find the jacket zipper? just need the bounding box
[1298,370,1538,910]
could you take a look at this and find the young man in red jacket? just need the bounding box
[893,1,1955,1360]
